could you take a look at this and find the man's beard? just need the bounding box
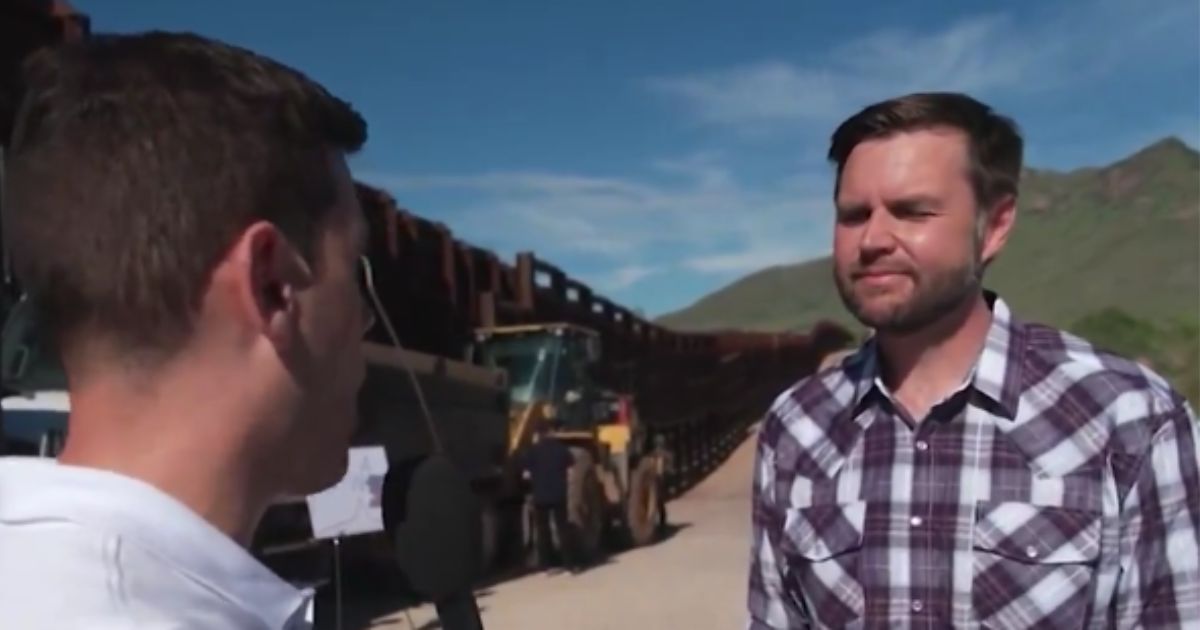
[834,252,983,335]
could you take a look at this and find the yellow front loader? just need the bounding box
[470,323,668,563]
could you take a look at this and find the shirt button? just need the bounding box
[911,600,924,613]
[910,516,923,527]
[1025,545,1039,558]
[915,440,929,451]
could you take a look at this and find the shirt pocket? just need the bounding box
[972,501,1102,630]
[780,500,867,629]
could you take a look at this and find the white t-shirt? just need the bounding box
[0,457,314,629]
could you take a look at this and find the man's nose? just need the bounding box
[858,208,896,256]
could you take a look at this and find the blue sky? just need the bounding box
[80,0,1199,317]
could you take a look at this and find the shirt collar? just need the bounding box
[0,457,312,629]
[847,290,1024,419]
[970,291,1025,418]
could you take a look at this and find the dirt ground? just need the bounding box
[329,425,760,630]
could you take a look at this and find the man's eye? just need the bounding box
[893,202,935,218]
[837,209,869,224]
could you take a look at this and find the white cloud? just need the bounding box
[514,207,636,256]
[683,247,798,274]
[646,60,844,129]
[645,15,1031,133]
[589,264,662,291]
[646,0,1197,135]
[383,172,654,200]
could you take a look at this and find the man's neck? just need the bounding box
[875,292,993,420]
[57,375,273,547]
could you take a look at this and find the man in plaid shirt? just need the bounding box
[747,92,1200,629]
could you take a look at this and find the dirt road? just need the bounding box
[358,425,760,630]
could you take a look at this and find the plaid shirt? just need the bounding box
[748,293,1200,629]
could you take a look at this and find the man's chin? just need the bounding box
[853,301,961,336]
[845,297,907,328]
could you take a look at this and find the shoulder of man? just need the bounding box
[776,342,866,411]
[1017,320,1193,460]
[756,344,868,460]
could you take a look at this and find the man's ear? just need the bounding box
[227,221,314,351]
[980,194,1017,267]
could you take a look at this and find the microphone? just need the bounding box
[383,454,486,630]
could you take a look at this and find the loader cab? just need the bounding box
[470,323,602,430]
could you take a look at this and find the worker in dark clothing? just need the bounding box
[522,423,581,572]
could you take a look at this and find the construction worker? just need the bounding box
[522,423,580,572]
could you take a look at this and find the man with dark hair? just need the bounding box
[0,31,371,628]
[522,422,580,572]
[747,92,1200,628]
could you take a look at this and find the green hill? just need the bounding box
[658,137,1200,401]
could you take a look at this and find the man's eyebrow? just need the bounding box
[835,200,869,214]
[885,194,942,210]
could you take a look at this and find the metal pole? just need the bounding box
[333,537,343,630]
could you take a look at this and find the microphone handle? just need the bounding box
[434,590,485,630]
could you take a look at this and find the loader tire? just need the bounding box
[626,456,661,547]
[567,447,605,561]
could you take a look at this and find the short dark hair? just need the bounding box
[827,92,1023,207]
[4,31,367,365]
